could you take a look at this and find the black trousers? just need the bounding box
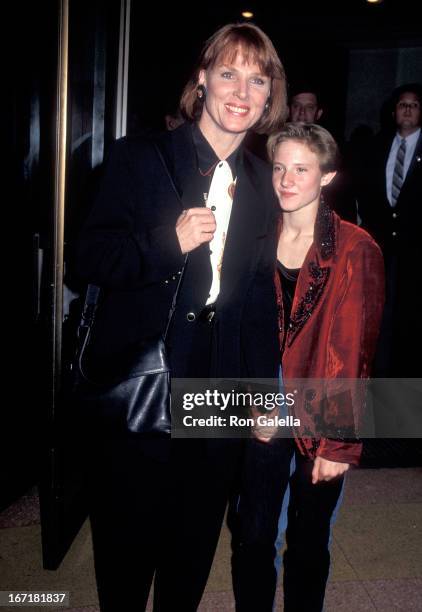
[89,312,244,611]
[89,435,242,612]
[89,435,170,612]
[154,438,243,611]
[232,437,344,612]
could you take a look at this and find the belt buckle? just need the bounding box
[199,304,216,324]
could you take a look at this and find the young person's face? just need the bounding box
[289,93,322,124]
[198,48,271,137]
[272,139,334,213]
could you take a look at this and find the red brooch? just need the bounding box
[228,182,236,199]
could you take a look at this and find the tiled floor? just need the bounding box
[1,468,421,611]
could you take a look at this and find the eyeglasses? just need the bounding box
[397,102,420,110]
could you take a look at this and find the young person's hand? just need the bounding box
[312,456,349,484]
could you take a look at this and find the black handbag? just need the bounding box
[71,260,186,436]
[70,143,189,436]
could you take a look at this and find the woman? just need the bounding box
[75,23,287,612]
[232,123,385,612]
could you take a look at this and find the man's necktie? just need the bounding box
[391,138,406,207]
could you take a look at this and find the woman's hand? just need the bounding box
[312,456,349,484]
[176,208,216,254]
[251,406,279,443]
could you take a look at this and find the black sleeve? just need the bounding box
[241,184,280,379]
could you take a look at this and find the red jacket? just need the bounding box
[276,205,385,465]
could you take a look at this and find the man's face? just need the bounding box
[289,93,322,123]
[394,92,421,135]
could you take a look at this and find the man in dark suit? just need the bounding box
[289,81,324,124]
[358,83,422,378]
[75,23,288,612]
[288,80,358,223]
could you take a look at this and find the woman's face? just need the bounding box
[272,140,334,214]
[198,49,271,137]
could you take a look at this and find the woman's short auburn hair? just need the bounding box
[180,23,288,135]
[267,122,340,173]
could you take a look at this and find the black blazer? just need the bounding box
[357,130,422,376]
[358,131,422,261]
[75,123,280,380]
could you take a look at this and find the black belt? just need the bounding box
[198,303,217,324]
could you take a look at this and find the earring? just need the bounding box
[264,98,271,111]
[197,84,206,99]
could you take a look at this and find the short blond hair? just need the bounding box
[267,122,340,172]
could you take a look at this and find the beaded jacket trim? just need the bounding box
[285,198,335,347]
[286,262,330,347]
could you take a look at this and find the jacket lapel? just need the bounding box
[399,132,422,197]
[155,129,274,308]
[219,150,272,305]
[286,253,330,348]
[285,202,336,348]
[381,139,392,202]
[407,132,422,175]
[153,122,197,204]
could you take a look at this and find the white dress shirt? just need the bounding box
[205,160,236,305]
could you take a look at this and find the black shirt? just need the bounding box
[185,123,239,206]
[168,124,241,377]
[277,260,300,353]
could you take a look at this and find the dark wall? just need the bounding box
[127,2,421,140]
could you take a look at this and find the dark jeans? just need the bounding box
[232,437,344,612]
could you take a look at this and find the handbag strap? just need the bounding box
[77,283,101,342]
[152,140,189,341]
[76,252,187,375]
[163,253,188,341]
[74,284,101,380]
[75,139,190,361]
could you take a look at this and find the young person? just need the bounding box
[232,123,384,612]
